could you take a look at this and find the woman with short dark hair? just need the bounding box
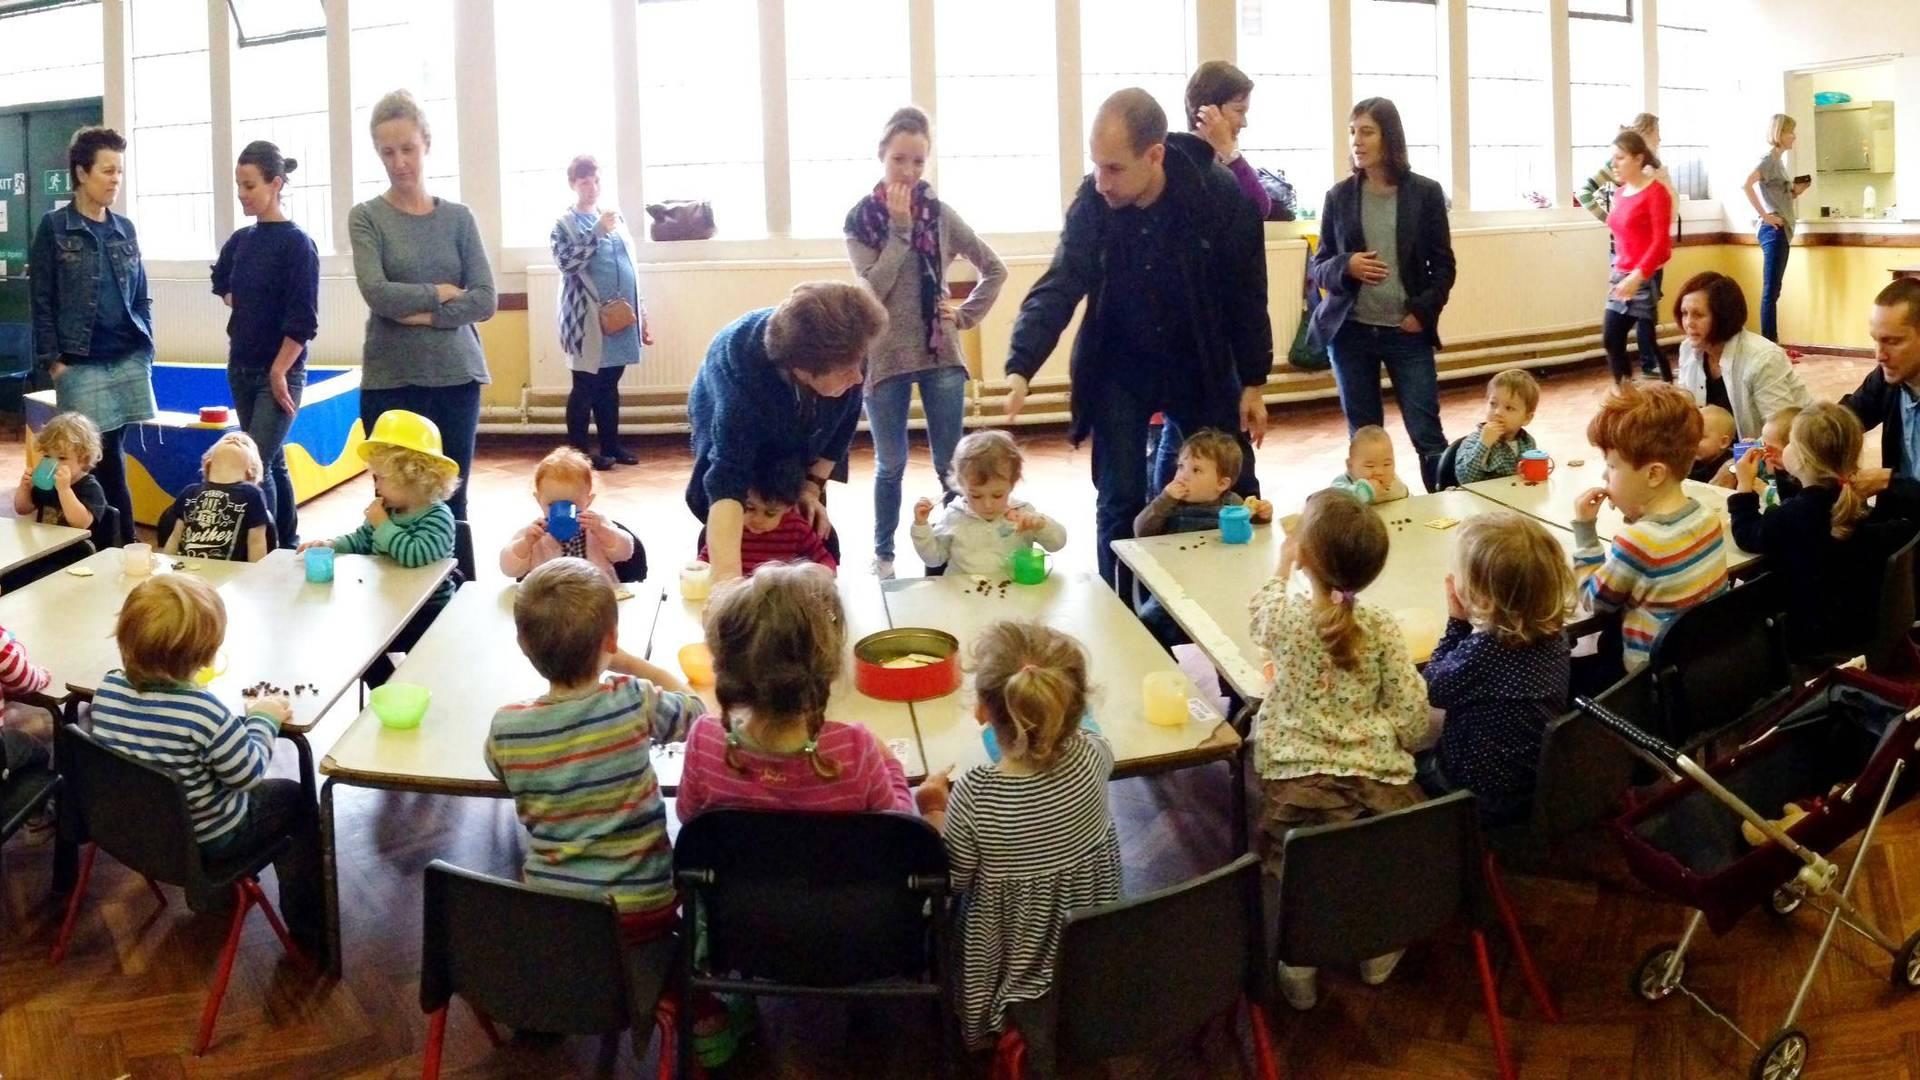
[551,153,648,471]
[1184,60,1270,218]
[1674,271,1810,439]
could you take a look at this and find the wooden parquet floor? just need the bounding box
[9,355,1920,1079]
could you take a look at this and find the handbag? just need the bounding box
[568,215,641,338]
[646,200,716,242]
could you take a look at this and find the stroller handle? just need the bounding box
[1573,695,1682,767]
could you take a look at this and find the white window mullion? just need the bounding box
[1328,0,1354,190]
[759,0,791,237]
[452,0,503,254]
[611,0,646,223]
[326,0,353,253]
[1440,0,1470,208]
[1549,0,1572,209]
[908,0,935,188]
[104,0,133,209]
[1641,0,1659,115]
[1195,0,1233,64]
[206,0,234,241]
[1055,0,1083,211]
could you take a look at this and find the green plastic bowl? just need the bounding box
[370,682,430,730]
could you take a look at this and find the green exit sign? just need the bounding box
[43,170,70,195]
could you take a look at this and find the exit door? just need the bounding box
[0,97,104,385]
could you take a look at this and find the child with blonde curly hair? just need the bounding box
[912,430,1065,575]
[14,411,108,537]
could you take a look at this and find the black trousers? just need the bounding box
[568,367,624,457]
[94,427,134,546]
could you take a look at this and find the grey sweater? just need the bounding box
[348,196,497,390]
[846,204,1006,387]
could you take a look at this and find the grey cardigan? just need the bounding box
[348,195,497,390]
[845,204,1006,387]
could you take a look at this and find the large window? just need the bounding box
[130,0,212,258]
[1657,0,1711,199]
[496,0,616,247]
[0,1,101,108]
[934,0,1059,232]
[1569,0,1641,195]
[1239,0,1333,216]
[1467,0,1550,209]
[636,0,764,238]
[785,0,909,238]
[350,0,460,207]
[1080,0,1194,169]
[232,31,333,251]
[1351,0,1443,190]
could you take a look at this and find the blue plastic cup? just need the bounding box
[304,545,334,583]
[1219,504,1254,544]
[30,458,56,491]
[547,499,580,543]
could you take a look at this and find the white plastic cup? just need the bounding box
[680,561,713,602]
[123,542,154,577]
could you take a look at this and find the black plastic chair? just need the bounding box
[1433,435,1468,490]
[611,520,649,584]
[453,519,477,585]
[994,853,1280,1079]
[1485,670,1647,866]
[1645,572,1793,750]
[1275,791,1557,1080]
[0,765,59,846]
[91,504,123,550]
[48,724,311,1055]
[1866,527,1920,676]
[672,810,951,1078]
[419,860,675,1080]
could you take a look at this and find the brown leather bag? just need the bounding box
[646,200,716,241]
[597,298,638,336]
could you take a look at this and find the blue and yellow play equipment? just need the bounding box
[24,363,368,526]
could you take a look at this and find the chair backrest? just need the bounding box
[1054,854,1263,1060]
[1434,436,1466,490]
[92,504,122,550]
[1531,672,1645,840]
[611,521,648,584]
[1647,572,1791,746]
[453,519,476,585]
[56,723,201,886]
[420,860,651,1035]
[673,810,948,988]
[1867,525,1920,672]
[1276,790,1476,967]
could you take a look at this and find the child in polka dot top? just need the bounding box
[1416,511,1573,828]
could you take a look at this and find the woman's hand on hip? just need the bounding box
[270,369,297,416]
[1763,213,1787,229]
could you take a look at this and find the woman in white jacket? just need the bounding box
[1673,271,1810,438]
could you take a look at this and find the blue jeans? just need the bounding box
[1759,223,1790,342]
[866,366,968,561]
[228,364,305,547]
[359,381,481,522]
[1087,380,1240,593]
[1328,322,1449,491]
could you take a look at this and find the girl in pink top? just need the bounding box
[1603,129,1675,384]
[499,447,635,582]
[675,563,912,819]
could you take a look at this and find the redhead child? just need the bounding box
[14,412,108,537]
[1690,404,1737,485]
[914,621,1121,1060]
[1329,425,1409,504]
[1453,369,1542,484]
[88,574,321,950]
[1572,382,1728,675]
[912,430,1065,575]
[1249,488,1428,1009]
[500,447,636,582]
[162,431,272,561]
[1419,512,1573,827]
[696,453,837,575]
[675,562,912,818]
[486,558,696,942]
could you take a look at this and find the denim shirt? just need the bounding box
[29,205,155,370]
[1901,384,1920,483]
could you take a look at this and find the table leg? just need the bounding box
[321,777,343,977]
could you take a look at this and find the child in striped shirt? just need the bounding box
[486,558,697,943]
[1572,382,1728,676]
[0,625,53,786]
[89,574,322,950]
[674,562,911,819]
[696,453,836,576]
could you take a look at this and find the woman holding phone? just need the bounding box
[1743,114,1812,343]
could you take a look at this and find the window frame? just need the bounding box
[1569,0,1631,24]
[226,0,325,48]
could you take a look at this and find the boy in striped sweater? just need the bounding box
[90,574,322,950]
[1572,382,1729,674]
[486,558,700,943]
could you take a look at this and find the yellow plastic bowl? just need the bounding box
[679,643,715,688]
[370,682,430,729]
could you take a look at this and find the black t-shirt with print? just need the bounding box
[172,481,271,561]
[30,474,108,530]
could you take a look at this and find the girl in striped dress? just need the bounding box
[914,622,1122,1059]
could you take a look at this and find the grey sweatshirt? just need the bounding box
[348,196,497,390]
[846,204,1006,387]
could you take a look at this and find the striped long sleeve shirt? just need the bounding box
[89,671,280,846]
[330,500,457,603]
[1573,499,1729,670]
[486,675,700,914]
[0,626,51,705]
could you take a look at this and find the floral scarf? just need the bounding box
[844,180,945,352]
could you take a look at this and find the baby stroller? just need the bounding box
[1575,666,1920,1080]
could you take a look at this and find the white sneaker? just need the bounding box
[1277,963,1319,1010]
[1359,949,1405,986]
[871,558,895,581]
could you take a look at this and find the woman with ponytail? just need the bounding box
[1729,402,1887,660]
[1247,487,1427,1010]
[913,621,1120,1060]
[674,562,912,819]
[212,139,320,547]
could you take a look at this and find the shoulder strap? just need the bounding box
[562,212,604,305]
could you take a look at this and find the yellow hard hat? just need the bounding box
[358,409,459,477]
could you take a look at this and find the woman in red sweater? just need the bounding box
[1603,130,1674,383]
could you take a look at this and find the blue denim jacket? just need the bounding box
[29,205,155,369]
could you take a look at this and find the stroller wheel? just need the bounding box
[1632,943,1685,1002]
[1750,1027,1809,1080]
[1893,928,1920,989]
[1769,885,1803,916]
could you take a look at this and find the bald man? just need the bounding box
[1004,88,1271,592]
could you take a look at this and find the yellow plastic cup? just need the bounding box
[1143,671,1191,727]
[193,651,228,687]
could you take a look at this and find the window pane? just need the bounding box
[637,0,764,238]
[1351,0,1444,194]
[785,0,909,238]
[0,1,102,108]
[1467,0,1550,209]
[232,31,332,251]
[1570,4,1639,181]
[1657,15,1711,199]
[1080,0,1192,170]
[935,0,1059,232]
[1239,0,1333,213]
[351,0,461,206]
[131,0,213,257]
[497,0,617,247]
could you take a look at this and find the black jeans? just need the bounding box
[94,427,133,546]
[202,777,323,950]
[1086,377,1240,595]
[567,366,625,457]
[1604,310,1670,382]
[359,381,481,522]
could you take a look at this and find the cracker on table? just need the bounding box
[65,565,95,577]
[1424,517,1460,530]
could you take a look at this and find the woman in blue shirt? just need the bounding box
[28,126,156,546]
[551,154,648,471]
[211,140,321,547]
